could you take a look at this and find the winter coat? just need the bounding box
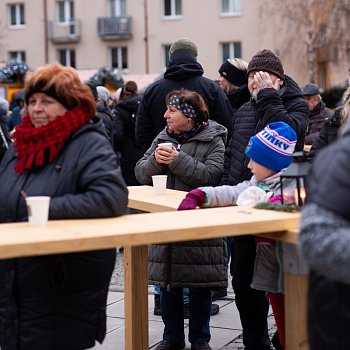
[221,75,309,186]
[226,84,251,117]
[96,100,114,146]
[200,173,295,293]
[304,101,333,145]
[113,93,143,185]
[0,118,128,350]
[135,120,227,191]
[135,49,233,150]
[308,107,341,162]
[300,122,350,349]
[136,121,228,289]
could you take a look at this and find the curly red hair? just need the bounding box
[24,63,96,117]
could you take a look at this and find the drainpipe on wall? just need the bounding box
[43,0,49,63]
[144,0,149,74]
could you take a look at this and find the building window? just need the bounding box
[9,51,26,63]
[110,47,128,71]
[221,42,242,61]
[58,49,76,68]
[109,0,126,17]
[163,0,182,17]
[163,45,171,68]
[9,3,25,27]
[221,0,241,16]
[57,0,74,23]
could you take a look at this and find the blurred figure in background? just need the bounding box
[113,81,143,185]
[7,90,25,132]
[301,83,333,146]
[0,97,12,160]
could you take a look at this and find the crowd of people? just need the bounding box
[0,38,349,350]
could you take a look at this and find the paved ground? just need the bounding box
[92,251,278,350]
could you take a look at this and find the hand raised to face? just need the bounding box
[253,71,282,94]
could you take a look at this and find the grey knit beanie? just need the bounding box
[247,49,285,80]
[169,38,198,58]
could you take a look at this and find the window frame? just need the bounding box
[9,51,26,63]
[109,46,128,71]
[163,44,171,69]
[109,0,127,17]
[221,41,242,61]
[57,48,76,68]
[220,0,241,17]
[162,0,182,19]
[8,3,25,28]
[57,0,74,23]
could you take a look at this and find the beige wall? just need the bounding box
[0,0,349,88]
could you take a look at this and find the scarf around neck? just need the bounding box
[166,121,207,144]
[14,107,91,174]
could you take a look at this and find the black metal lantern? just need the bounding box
[280,151,311,207]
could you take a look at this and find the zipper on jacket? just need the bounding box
[166,243,173,291]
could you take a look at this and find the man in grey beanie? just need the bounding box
[136,38,233,151]
[222,49,309,350]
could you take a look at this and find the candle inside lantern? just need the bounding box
[294,187,306,206]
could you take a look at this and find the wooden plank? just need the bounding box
[124,245,149,350]
[127,185,185,212]
[284,273,309,350]
[0,207,299,259]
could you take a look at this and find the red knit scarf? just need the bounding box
[14,107,91,174]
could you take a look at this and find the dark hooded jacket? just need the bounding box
[0,118,128,350]
[135,49,233,150]
[113,93,143,185]
[221,75,309,185]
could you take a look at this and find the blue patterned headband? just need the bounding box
[168,95,199,120]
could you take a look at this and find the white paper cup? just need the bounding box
[25,196,51,226]
[151,175,168,194]
[157,142,173,149]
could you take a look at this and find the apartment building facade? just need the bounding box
[1,0,349,88]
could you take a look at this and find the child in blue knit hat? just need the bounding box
[178,121,297,349]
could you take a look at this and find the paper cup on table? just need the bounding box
[152,175,168,195]
[25,196,50,226]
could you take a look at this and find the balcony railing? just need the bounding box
[47,20,81,43]
[97,16,132,40]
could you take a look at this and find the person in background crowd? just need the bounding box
[0,97,12,160]
[308,69,350,161]
[178,122,297,350]
[221,49,309,350]
[113,81,143,186]
[0,63,128,350]
[136,38,233,151]
[135,88,227,350]
[213,58,251,302]
[299,116,350,350]
[218,58,251,115]
[7,90,25,132]
[301,83,333,145]
[96,85,114,146]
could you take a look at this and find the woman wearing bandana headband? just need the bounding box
[135,89,228,350]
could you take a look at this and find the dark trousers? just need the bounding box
[160,287,211,344]
[231,236,270,350]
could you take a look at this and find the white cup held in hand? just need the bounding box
[157,142,172,149]
[152,175,168,194]
[25,196,51,226]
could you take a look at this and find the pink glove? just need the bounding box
[178,189,206,211]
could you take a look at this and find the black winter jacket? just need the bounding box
[0,118,128,350]
[308,108,341,162]
[113,93,143,185]
[221,75,309,185]
[135,49,234,150]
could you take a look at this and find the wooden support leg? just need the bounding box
[284,272,309,350]
[124,245,149,350]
